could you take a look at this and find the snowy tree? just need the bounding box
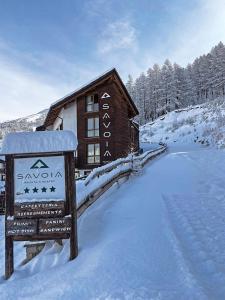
[126,75,135,99]
[126,41,225,125]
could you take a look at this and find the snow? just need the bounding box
[14,198,64,203]
[77,145,166,206]
[1,130,77,155]
[76,162,132,206]
[0,109,48,142]
[25,113,44,123]
[141,98,225,148]
[51,68,115,107]
[1,144,225,298]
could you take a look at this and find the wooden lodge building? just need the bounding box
[0,157,5,182]
[37,68,139,178]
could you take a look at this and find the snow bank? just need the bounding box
[1,130,77,155]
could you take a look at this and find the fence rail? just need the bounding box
[14,144,167,262]
[0,145,167,218]
[77,145,167,217]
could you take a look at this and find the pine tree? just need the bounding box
[125,41,225,125]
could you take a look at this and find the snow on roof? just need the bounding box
[51,68,115,107]
[1,130,77,155]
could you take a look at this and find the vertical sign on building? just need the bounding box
[101,92,112,164]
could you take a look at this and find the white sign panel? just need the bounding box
[14,156,65,202]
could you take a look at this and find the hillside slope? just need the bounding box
[140,97,225,148]
[0,109,47,140]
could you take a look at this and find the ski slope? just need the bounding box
[1,144,225,299]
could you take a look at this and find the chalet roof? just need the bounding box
[1,131,77,155]
[42,68,138,128]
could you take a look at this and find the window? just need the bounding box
[87,117,99,137]
[87,144,100,164]
[86,94,99,112]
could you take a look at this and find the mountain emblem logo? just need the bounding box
[30,159,49,169]
[101,92,111,99]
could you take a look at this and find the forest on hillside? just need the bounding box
[126,42,225,125]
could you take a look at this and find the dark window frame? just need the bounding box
[85,94,99,112]
[86,117,99,137]
[87,143,100,164]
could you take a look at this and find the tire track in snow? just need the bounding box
[163,193,225,299]
[162,195,208,299]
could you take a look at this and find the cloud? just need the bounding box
[0,38,105,121]
[97,19,137,55]
[164,0,225,66]
[0,39,73,121]
[2,0,225,121]
[84,0,112,17]
[0,58,66,122]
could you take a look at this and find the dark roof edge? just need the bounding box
[113,68,139,116]
[44,68,138,127]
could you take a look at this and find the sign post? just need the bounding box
[2,131,78,279]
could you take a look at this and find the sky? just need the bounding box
[0,0,225,121]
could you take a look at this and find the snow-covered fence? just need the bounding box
[132,145,166,168]
[77,145,167,217]
[84,157,132,186]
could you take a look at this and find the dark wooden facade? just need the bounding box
[76,80,139,170]
[37,69,139,174]
[0,158,5,181]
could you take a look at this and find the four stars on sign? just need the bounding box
[33,187,38,193]
[24,186,56,194]
[50,186,56,192]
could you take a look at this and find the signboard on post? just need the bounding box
[1,131,78,279]
[14,156,65,201]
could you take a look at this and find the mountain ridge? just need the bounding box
[0,109,48,140]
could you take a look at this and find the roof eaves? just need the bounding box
[44,68,138,126]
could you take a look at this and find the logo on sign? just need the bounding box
[30,159,49,169]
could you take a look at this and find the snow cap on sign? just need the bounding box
[1,130,77,155]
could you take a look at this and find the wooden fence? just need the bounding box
[22,144,167,262]
[77,145,167,217]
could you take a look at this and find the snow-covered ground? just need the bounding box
[76,143,162,206]
[141,97,225,148]
[1,144,225,299]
